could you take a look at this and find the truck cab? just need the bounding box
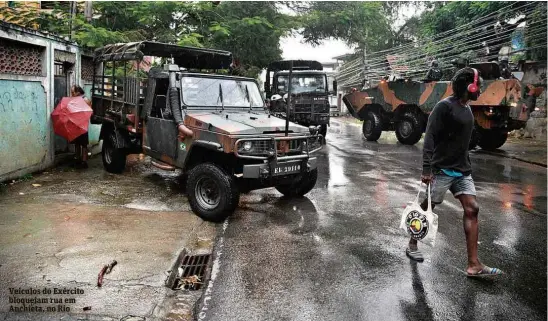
[265,60,331,137]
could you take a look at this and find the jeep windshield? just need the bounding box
[181,76,264,109]
[276,74,327,94]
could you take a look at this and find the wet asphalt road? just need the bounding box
[197,118,547,321]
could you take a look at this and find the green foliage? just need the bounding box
[524,2,547,61]
[0,1,295,78]
[298,2,394,51]
[419,2,517,37]
[418,2,546,61]
[187,1,294,77]
[20,173,33,181]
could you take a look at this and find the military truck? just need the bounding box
[343,62,543,150]
[91,42,323,222]
[265,60,332,137]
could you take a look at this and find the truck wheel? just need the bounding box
[102,132,127,174]
[319,124,327,138]
[186,163,240,222]
[478,129,508,150]
[396,112,423,145]
[275,168,318,197]
[362,111,382,141]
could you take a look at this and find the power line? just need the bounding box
[366,1,537,57]
[336,2,546,85]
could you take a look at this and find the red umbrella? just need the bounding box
[51,96,92,142]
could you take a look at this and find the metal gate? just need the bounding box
[54,61,71,153]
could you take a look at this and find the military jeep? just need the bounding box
[91,42,322,222]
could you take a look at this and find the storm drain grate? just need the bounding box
[167,252,211,291]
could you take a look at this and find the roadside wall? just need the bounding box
[0,22,94,182]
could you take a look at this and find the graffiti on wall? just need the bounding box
[0,80,48,175]
[0,86,40,113]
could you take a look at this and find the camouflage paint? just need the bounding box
[344,79,543,129]
[345,79,535,114]
[141,110,314,170]
[0,80,48,175]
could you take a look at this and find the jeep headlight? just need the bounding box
[309,125,319,135]
[243,141,253,151]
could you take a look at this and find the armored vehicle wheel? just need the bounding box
[186,163,240,222]
[362,111,382,141]
[102,133,127,174]
[275,168,318,197]
[396,112,423,145]
[319,124,328,138]
[478,129,508,151]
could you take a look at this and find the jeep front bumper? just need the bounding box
[234,135,322,179]
[241,157,317,179]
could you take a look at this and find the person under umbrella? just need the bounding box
[70,85,91,168]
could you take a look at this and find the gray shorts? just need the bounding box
[428,172,476,204]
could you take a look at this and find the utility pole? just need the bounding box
[84,1,93,23]
[362,29,368,89]
[69,1,77,40]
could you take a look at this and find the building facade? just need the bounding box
[0,21,99,182]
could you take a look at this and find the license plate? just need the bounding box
[273,163,301,176]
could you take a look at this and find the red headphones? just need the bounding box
[467,68,479,93]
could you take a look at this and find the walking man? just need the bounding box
[406,68,503,278]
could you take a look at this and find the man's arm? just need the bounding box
[422,102,447,177]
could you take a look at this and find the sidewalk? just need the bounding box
[475,136,547,167]
[0,156,215,321]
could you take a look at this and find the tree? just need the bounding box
[417,1,546,61]
[0,1,294,78]
[296,1,420,51]
[197,2,294,77]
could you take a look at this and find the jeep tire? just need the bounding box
[362,111,382,141]
[186,163,240,222]
[396,112,423,145]
[478,129,508,150]
[275,168,318,197]
[102,132,127,174]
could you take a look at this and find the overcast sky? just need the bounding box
[261,3,424,84]
[280,35,354,63]
[279,3,424,64]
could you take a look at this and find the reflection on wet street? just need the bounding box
[199,118,547,321]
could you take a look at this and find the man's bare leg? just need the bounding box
[456,194,484,274]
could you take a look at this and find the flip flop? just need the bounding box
[466,265,504,278]
[406,248,424,262]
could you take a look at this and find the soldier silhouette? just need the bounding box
[425,60,442,81]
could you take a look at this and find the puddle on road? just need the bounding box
[123,199,174,212]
